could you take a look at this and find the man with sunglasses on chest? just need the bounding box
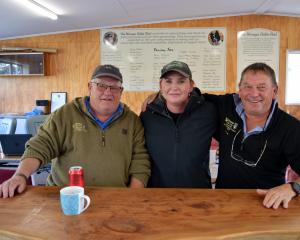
[205,62,300,209]
[0,64,150,198]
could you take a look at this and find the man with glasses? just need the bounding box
[0,64,150,198]
[205,62,300,209]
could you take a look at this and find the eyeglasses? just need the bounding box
[91,82,123,93]
[230,129,267,167]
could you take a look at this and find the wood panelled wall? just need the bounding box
[1,15,300,119]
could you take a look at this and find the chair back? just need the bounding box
[26,115,48,136]
[0,118,17,134]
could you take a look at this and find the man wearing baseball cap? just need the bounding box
[1,64,150,198]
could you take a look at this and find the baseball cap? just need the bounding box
[160,61,192,79]
[91,64,123,83]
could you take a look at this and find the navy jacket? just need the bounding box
[140,90,217,188]
[205,93,300,189]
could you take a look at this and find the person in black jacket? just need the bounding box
[204,62,300,209]
[140,61,217,188]
[142,62,300,209]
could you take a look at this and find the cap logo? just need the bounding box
[166,62,184,69]
[104,65,113,70]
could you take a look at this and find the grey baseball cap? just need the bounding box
[91,64,123,83]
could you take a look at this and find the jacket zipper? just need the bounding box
[173,116,181,186]
[102,131,105,147]
[151,105,187,186]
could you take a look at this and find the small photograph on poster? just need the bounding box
[103,31,118,46]
[208,30,224,46]
[50,92,67,113]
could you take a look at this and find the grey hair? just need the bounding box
[239,62,277,87]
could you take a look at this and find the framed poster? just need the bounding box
[237,28,279,88]
[50,92,67,113]
[101,28,227,91]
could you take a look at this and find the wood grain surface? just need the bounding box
[0,186,299,240]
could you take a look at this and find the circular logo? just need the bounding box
[208,30,224,46]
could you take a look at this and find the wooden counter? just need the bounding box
[0,187,299,240]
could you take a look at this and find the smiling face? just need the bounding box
[88,76,123,120]
[238,71,278,119]
[159,71,194,113]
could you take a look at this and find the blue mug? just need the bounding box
[60,186,90,215]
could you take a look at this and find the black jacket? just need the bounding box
[205,93,300,189]
[140,90,217,188]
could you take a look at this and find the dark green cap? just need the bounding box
[160,61,192,79]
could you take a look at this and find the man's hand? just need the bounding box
[141,92,158,112]
[0,174,27,198]
[0,157,41,198]
[257,183,297,209]
[129,176,144,188]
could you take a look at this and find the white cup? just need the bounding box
[60,186,90,215]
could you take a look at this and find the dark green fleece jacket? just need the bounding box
[22,97,151,187]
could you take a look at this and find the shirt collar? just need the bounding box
[233,93,277,136]
[85,97,123,129]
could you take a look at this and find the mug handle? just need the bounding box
[80,195,91,213]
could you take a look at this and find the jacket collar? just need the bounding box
[147,88,204,116]
[73,96,126,127]
[232,93,278,133]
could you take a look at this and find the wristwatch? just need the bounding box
[289,182,300,196]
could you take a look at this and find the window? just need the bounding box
[0,52,44,76]
[0,61,23,74]
[286,50,300,104]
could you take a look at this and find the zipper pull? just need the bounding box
[102,132,105,147]
[175,128,179,143]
